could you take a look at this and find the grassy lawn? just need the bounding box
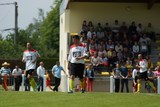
[0,92,160,107]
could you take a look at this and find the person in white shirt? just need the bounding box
[12,65,22,91]
[37,62,45,91]
[137,54,148,80]
[68,34,88,93]
[22,42,40,91]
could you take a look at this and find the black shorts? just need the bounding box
[70,63,85,79]
[26,69,34,77]
[139,71,148,80]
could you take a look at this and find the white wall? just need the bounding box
[69,2,160,33]
[59,10,70,92]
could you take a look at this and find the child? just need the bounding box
[84,64,94,92]
[46,70,53,91]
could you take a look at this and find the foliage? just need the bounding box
[0,0,61,59]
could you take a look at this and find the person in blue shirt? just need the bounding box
[52,61,67,92]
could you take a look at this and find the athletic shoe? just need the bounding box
[68,90,73,94]
[81,89,85,93]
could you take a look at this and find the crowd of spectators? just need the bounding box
[79,20,156,73]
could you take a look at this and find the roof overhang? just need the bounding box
[60,0,160,14]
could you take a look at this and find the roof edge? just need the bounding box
[60,0,70,15]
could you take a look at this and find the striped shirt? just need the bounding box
[0,67,11,76]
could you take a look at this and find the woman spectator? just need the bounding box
[115,42,123,53]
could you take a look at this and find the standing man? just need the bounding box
[22,42,40,91]
[52,61,67,92]
[68,34,88,93]
[112,63,121,93]
[12,65,22,91]
[0,62,11,91]
[37,62,45,91]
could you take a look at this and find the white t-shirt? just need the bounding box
[12,68,22,75]
[23,49,40,70]
[68,44,87,64]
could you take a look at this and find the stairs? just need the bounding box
[150,34,160,66]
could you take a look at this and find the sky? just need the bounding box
[0,0,55,37]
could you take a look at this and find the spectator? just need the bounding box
[112,20,120,36]
[120,62,129,93]
[89,39,97,50]
[104,22,111,34]
[132,41,140,59]
[52,61,67,92]
[120,21,128,34]
[114,32,122,42]
[115,42,123,53]
[87,27,96,42]
[96,23,105,41]
[146,58,153,69]
[100,53,109,67]
[46,70,53,91]
[144,23,156,41]
[37,62,45,92]
[97,40,105,50]
[84,64,94,92]
[107,46,117,67]
[137,23,144,35]
[117,49,123,63]
[146,68,156,93]
[128,21,137,37]
[81,20,88,34]
[91,52,103,73]
[98,46,107,57]
[139,35,148,45]
[106,40,114,51]
[140,41,148,58]
[123,47,134,62]
[0,62,11,91]
[112,63,121,93]
[89,46,97,57]
[12,65,22,91]
[88,21,94,31]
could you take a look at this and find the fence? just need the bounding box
[1,74,160,94]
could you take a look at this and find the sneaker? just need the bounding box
[68,90,73,94]
[81,89,85,93]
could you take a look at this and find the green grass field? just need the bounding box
[0,92,160,107]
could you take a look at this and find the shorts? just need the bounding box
[26,69,34,77]
[139,71,148,80]
[70,63,85,79]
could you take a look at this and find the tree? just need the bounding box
[40,0,60,57]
